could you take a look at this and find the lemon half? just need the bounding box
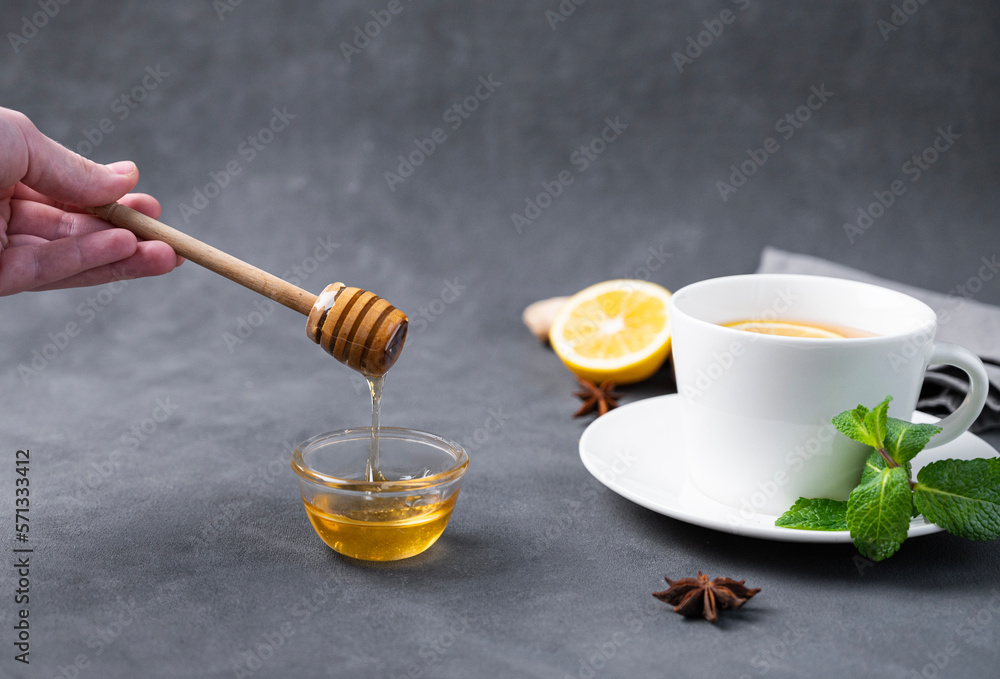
[549,279,672,384]
[723,320,843,339]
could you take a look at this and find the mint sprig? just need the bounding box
[846,465,912,561]
[774,498,848,531]
[776,396,1000,561]
[913,458,1000,540]
[884,417,942,466]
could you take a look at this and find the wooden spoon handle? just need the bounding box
[87,202,317,316]
[88,201,408,376]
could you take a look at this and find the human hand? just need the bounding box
[0,106,182,295]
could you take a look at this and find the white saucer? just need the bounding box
[579,394,998,543]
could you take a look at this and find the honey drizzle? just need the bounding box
[364,374,386,483]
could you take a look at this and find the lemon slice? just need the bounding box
[724,320,844,339]
[549,280,672,384]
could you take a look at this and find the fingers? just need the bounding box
[31,241,181,291]
[118,193,162,219]
[13,184,162,219]
[7,193,163,240]
[0,228,137,296]
[7,200,107,240]
[1,107,139,208]
[2,229,183,292]
[5,233,48,248]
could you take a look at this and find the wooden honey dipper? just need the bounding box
[86,202,408,377]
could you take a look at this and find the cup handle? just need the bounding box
[922,342,989,447]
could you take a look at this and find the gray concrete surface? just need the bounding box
[1,2,998,678]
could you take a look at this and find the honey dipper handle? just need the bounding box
[88,202,317,316]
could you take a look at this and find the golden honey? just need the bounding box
[302,492,459,561]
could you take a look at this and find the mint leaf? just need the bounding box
[860,449,911,487]
[847,465,912,561]
[860,450,887,486]
[832,404,876,447]
[831,396,891,448]
[775,498,848,531]
[883,417,941,466]
[864,396,890,450]
[913,458,1000,541]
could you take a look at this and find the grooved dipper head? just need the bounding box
[306,283,408,377]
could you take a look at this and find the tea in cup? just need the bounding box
[669,274,988,516]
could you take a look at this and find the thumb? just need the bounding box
[4,108,139,207]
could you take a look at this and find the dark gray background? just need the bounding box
[2,1,999,678]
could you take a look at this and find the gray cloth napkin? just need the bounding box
[757,247,1000,433]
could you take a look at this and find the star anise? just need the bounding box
[572,377,621,417]
[652,571,761,623]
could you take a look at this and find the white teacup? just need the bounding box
[669,274,989,516]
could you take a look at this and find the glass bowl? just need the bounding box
[290,427,468,561]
